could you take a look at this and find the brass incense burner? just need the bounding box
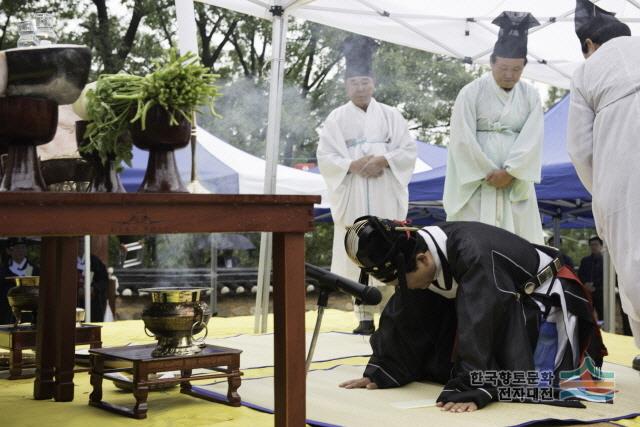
[6,276,39,326]
[141,287,210,357]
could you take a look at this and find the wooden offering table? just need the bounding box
[0,193,318,426]
[89,343,242,419]
[0,323,102,379]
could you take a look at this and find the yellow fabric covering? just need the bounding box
[205,362,640,427]
[0,309,638,426]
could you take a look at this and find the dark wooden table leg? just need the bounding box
[89,354,103,405]
[9,346,22,379]
[272,232,306,427]
[34,237,58,399]
[132,364,149,419]
[227,363,242,406]
[180,368,193,392]
[54,237,79,402]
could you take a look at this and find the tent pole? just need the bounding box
[175,0,201,185]
[84,235,91,322]
[553,215,561,247]
[602,242,617,332]
[191,114,198,183]
[254,3,289,333]
[210,234,218,316]
[175,0,199,54]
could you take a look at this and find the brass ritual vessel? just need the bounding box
[6,276,39,326]
[141,287,210,357]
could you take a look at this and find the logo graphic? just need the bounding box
[559,356,615,402]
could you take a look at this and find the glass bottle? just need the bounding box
[16,20,39,48]
[34,13,57,46]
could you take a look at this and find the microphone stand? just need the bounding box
[305,287,332,373]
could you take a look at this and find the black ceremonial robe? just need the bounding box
[363,221,605,408]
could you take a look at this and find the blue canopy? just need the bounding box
[408,95,594,228]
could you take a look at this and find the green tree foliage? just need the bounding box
[0,2,502,269]
[2,2,478,160]
[373,44,478,145]
[553,228,599,269]
[195,13,477,163]
[545,86,569,110]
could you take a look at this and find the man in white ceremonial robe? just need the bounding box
[317,35,416,335]
[567,0,640,358]
[444,11,545,245]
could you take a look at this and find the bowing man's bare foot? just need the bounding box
[339,377,378,389]
[437,401,478,412]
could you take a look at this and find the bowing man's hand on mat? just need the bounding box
[436,401,478,413]
[339,377,378,389]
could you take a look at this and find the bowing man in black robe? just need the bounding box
[339,216,606,412]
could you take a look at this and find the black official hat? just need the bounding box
[344,216,421,283]
[343,34,378,79]
[7,237,29,248]
[492,11,540,59]
[574,0,621,41]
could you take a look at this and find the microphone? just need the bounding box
[305,263,382,305]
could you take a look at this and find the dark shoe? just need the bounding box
[352,320,375,335]
[633,355,640,371]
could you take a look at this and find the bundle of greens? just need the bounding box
[133,50,220,130]
[74,50,220,168]
[77,74,143,167]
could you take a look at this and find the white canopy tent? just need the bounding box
[190,0,640,89]
[174,0,640,332]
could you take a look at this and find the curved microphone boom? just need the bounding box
[305,263,382,305]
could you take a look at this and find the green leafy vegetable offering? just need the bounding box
[76,50,220,167]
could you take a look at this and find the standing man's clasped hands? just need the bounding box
[485,169,514,189]
[349,155,389,178]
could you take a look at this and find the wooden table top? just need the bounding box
[89,343,242,362]
[0,192,320,236]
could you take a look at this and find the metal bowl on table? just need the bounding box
[140,287,210,357]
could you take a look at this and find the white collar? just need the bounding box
[8,258,29,276]
[348,97,377,114]
[418,227,458,299]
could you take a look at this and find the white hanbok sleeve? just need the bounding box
[566,72,595,194]
[443,85,499,216]
[317,113,352,192]
[503,89,543,183]
[383,109,416,187]
[447,86,499,184]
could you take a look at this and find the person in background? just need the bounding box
[317,34,416,335]
[578,236,604,320]
[77,239,109,322]
[217,249,244,295]
[567,1,640,367]
[443,11,545,244]
[217,249,240,268]
[0,238,39,324]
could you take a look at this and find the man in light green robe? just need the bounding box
[443,11,545,244]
